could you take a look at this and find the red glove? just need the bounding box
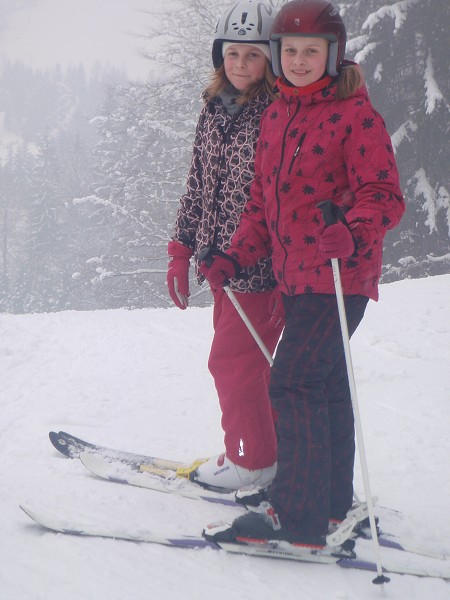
[268,288,285,329]
[317,223,355,259]
[167,240,193,309]
[199,252,241,290]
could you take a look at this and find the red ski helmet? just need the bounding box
[270,0,346,77]
[212,1,276,69]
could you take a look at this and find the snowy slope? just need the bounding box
[1,275,449,599]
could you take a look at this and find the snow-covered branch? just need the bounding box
[424,51,445,115]
[362,0,419,34]
[354,42,380,64]
[391,120,417,153]
[411,169,449,235]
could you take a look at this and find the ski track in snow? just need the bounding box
[1,275,449,599]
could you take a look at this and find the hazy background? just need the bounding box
[0,0,151,79]
[0,0,449,313]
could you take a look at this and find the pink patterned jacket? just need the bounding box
[229,79,405,301]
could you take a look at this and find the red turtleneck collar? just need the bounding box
[275,74,334,98]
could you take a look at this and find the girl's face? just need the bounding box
[223,44,267,91]
[280,37,328,87]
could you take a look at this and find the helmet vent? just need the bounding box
[231,12,257,34]
[211,1,275,68]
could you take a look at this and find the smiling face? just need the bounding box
[280,36,328,87]
[223,44,268,91]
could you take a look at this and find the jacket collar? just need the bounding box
[275,75,334,99]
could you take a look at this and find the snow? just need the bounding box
[437,186,450,236]
[423,52,445,115]
[412,168,440,233]
[362,1,418,34]
[373,62,383,83]
[1,275,450,598]
[353,42,379,65]
[391,120,417,154]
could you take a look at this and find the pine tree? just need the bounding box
[345,0,450,280]
[0,145,35,312]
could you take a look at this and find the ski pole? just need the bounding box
[317,201,389,586]
[223,285,274,366]
[198,246,274,367]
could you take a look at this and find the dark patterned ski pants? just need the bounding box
[269,293,369,537]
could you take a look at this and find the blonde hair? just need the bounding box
[204,62,276,105]
[336,64,365,100]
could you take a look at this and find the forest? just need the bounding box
[0,0,448,313]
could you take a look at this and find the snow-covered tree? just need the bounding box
[0,63,124,311]
[344,0,450,280]
[0,145,35,311]
[73,0,233,309]
[73,0,289,309]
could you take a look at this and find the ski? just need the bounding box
[79,451,238,507]
[49,430,187,470]
[51,432,450,562]
[51,429,241,505]
[78,451,450,562]
[20,504,450,581]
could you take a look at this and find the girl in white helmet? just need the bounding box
[167,1,283,490]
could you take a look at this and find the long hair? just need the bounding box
[204,62,276,105]
[336,64,365,100]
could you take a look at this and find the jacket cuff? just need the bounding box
[349,222,373,255]
[168,240,194,259]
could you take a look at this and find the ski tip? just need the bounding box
[79,450,101,470]
[48,430,76,458]
[79,450,119,480]
[20,504,65,535]
[19,504,38,523]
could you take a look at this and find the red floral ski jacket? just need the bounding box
[173,92,277,293]
[229,79,405,301]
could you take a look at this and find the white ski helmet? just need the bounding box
[212,1,276,68]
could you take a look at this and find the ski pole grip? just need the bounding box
[198,246,242,276]
[317,200,339,227]
[317,200,350,229]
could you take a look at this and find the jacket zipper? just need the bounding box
[274,102,302,293]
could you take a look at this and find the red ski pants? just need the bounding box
[208,288,283,469]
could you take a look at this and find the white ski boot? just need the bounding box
[190,453,277,491]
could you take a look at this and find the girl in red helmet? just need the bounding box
[167,2,284,491]
[202,0,405,550]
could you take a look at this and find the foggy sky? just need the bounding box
[0,0,155,79]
